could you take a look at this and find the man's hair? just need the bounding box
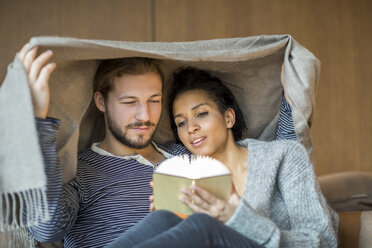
[168,67,247,142]
[93,57,164,99]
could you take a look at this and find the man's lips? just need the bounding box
[129,126,152,134]
[127,122,155,133]
[190,137,206,147]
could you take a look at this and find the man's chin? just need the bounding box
[126,136,152,149]
[131,142,151,149]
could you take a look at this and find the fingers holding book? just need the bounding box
[149,195,156,212]
[149,181,156,212]
[180,185,237,223]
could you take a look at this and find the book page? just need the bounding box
[155,155,230,179]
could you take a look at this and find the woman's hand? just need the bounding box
[18,44,56,119]
[179,185,240,222]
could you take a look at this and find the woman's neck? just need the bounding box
[213,137,248,197]
[212,135,248,174]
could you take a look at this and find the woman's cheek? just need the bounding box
[178,130,189,147]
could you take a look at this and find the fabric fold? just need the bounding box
[0,57,49,230]
[0,35,319,227]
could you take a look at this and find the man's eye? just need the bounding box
[149,99,161,103]
[177,121,186,128]
[121,101,136,105]
[197,112,208,117]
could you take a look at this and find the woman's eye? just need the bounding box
[197,111,208,118]
[177,121,186,128]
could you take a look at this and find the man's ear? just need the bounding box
[94,91,106,113]
[225,108,236,128]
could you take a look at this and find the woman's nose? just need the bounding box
[187,121,200,134]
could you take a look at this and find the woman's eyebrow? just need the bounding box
[174,103,207,119]
[174,113,183,119]
[191,103,206,110]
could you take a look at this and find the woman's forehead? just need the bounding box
[173,90,218,113]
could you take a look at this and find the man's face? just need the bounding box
[104,72,162,149]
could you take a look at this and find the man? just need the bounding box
[18,44,188,248]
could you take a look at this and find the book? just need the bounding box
[153,155,232,215]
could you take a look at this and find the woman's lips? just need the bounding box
[191,137,206,147]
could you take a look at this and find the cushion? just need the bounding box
[319,171,372,212]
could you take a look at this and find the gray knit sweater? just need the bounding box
[226,139,338,247]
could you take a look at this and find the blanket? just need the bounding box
[0,35,320,229]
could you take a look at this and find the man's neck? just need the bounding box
[98,136,165,164]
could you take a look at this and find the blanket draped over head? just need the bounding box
[0,34,319,229]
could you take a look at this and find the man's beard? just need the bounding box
[106,110,155,149]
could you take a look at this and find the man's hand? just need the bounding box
[18,44,56,119]
[179,185,240,223]
[149,181,156,212]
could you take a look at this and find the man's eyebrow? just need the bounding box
[174,103,206,119]
[118,96,137,100]
[149,93,162,98]
[117,93,162,100]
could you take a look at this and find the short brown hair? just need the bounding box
[93,57,164,99]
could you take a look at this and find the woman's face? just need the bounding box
[172,89,233,157]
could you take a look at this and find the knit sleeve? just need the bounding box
[226,142,338,248]
[28,118,80,242]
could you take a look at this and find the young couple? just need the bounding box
[19,45,337,247]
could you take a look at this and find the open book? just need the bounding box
[153,155,232,215]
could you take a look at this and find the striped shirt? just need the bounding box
[276,93,297,140]
[29,118,189,248]
[29,92,296,247]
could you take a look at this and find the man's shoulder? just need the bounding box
[157,142,190,156]
[77,148,97,163]
[76,148,109,171]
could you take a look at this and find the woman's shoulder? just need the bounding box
[241,138,312,181]
[239,138,306,155]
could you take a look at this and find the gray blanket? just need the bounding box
[0,35,319,229]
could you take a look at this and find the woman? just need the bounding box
[107,67,338,248]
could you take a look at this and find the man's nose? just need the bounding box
[135,103,150,121]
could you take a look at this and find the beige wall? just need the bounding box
[1,0,371,176]
[0,0,153,81]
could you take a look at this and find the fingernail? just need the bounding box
[178,196,185,202]
[181,189,187,193]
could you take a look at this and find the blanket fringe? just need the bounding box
[1,188,50,231]
[0,226,36,248]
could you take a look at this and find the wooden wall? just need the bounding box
[0,0,371,176]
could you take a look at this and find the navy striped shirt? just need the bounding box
[29,118,189,248]
[276,93,297,140]
[29,92,296,247]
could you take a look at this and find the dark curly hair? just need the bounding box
[168,67,247,143]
